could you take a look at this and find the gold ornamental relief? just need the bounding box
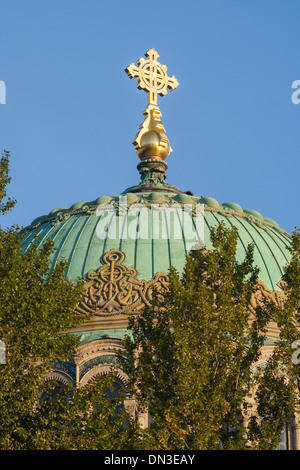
[75,250,169,317]
[248,279,286,316]
[75,249,286,319]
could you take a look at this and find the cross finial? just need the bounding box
[125,48,179,106]
[125,49,179,189]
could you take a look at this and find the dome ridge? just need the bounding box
[26,193,289,237]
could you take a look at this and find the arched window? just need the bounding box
[276,423,294,450]
[0,340,6,364]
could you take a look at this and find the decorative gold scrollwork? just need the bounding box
[75,250,286,319]
[75,249,169,316]
[248,279,285,315]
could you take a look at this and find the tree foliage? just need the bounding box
[0,149,16,216]
[1,149,300,450]
[0,150,132,450]
[249,228,300,450]
[123,223,274,449]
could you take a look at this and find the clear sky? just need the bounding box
[0,0,299,234]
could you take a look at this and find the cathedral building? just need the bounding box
[21,50,295,449]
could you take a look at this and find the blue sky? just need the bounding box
[0,0,299,234]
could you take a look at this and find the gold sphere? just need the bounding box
[141,130,160,147]
[138,131,170,161]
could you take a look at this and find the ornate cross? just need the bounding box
[125,48,179,106]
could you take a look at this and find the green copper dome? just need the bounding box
[21,190,291,292]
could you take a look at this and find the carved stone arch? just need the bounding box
[72,337,129,387]
[252,344,276,370]
[241,344,277,427]
[78,364,130,389]
[74,337,127,364]
[40,370,74,404]
[77,363,141,424]
[44,370,74,387]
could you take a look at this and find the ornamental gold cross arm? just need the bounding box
[125,48,179,106]
[125,49,179,162]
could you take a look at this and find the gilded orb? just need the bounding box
[137,130,170,161]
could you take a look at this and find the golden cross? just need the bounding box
[125,48,179,106]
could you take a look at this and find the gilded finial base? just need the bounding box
[133,104,171,161]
